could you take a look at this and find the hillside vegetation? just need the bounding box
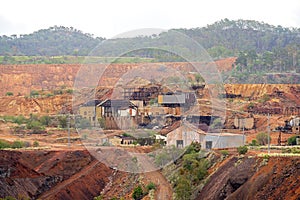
[1,19,299,60]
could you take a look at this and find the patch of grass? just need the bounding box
[237,145,248,155]
[220,150,229,156]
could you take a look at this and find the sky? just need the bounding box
[1,0,300,38]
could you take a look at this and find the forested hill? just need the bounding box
[0,26,104,56]
[0,19,299,59]
[177,19,300,58]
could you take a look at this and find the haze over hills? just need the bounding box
[0,19,299,59]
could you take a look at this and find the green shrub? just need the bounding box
[0,140,11,149]
[237,145,248,155]
[282,148,292,153]
[263,154,270,160]
[185,141,201,154]
[287,136,297,145]
[30,90,39,97]
[5,92,13,96]
[58,116,67,128]
[291,147,300,154]
[26,120,45,133]
[15,115,26,124]
[250,139,258,146]
[183,153,199,171]
[40,115,51,126]
[2,115,27,125]
[66,89,74,94]
[220,150,229,156]
[175,175,192,200]
[11,140,24,149]
[33,141,39,147]
[247,102,255,109]
[146,182,156,191]
[46,93,54,97]
[132,185,144,200]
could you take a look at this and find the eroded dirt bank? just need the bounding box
[196,156,300,200]
[0,150,113,199]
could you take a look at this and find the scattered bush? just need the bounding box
[12,125,26,135]
[53,89,63,95]
[46,93,54,97]
[291,148,300,154]
[30,90,39,97]
[2,115,27,125]
[40,115,51,126]
[58,116,67,128]
[33,141,39,147]
[5,92,13,96]
[282,147,300,154]
[237,145,248,155]
[66,89,74,94]
[11,140,24,149]
[256,132,271,145]
[26,120,45,134]
[13,115,27,125]
[23,141,31,148]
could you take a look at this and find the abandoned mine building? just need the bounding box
[78,99,102,126]
[166,123,245,149]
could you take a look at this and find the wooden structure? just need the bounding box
[123,84,161,105]
[98,99,138,117]
[97,99,139,130]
